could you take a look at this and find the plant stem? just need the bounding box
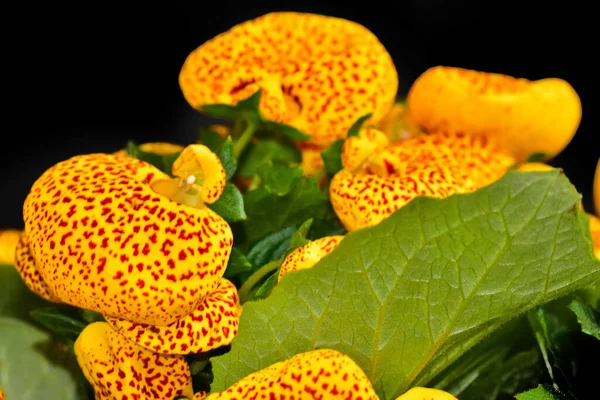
[238,260,280,304]
[233,120,257,158]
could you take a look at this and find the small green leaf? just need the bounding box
[568,297,600,339]
[208,182,246,223]
[515,385,559,400]
[249,273,278,300]
[245,226,297,269]
[237,140,301,178]
[162,152,181,174]
[0,265,49,322]
[218,136,237,180]
[287,218,313,251]
[199,104,239,120]
[236,90,262,111]
[527,153,548,163]
[189,359,210,375]
[347,112,373,137]
[198,127,227,153]
[243,176,330,246]
[320,139,344,175]
[211,171,600,398]
[264,121,310,141]
[79,309,105,324]
[0,317,79,400]
[224,248,253,280]
[29,308,87,340]
[257,163,303,196]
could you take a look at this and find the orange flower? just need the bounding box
[330,131,514,231]
[179,12,398,149]
[407,66,581,162]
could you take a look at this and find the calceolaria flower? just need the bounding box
[396,387,457,400]
[406,66,582,161]
[16,145,241,354]
[200,349,379,399]
[75,322,193,400]
[179,12,398,150]
[278,235,344,282]
[330,131,514,231]
[0,229,21,265]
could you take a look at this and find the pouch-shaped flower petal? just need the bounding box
[278,236,344,282]
[330,131,514,231]
[14,232,61,302]
[407,66,581,161]
[105,279,241,354]
[203,349,378,399]
[179,12,398,148]
[75,322,193,400]
[0,229,21,265]
[396,387,457,400]
[22,149,232,325]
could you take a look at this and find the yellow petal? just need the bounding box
[407,66,582,162]
[170,144,227,204]
[0,229,21,265]
[204,349,378,400]
[179,12,398,148]
[14,232,61,302]
[594,158,600,216]
[341,127,390,171]
[298,144,326,177]
[516,162,555,172]
[0,387,4,400]
[114,142,185,157]
[590,214,600,259]
[22,153,233,325]
[75,322,193,400]
[330,131,514,231]
[396,387,457,400]
[105,279,241,354]
[278,236,344,282]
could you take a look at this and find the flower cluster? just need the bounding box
[2,11,598,400]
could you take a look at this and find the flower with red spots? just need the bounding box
[16,145,241,355]
[406,66,582,162]
[330,130,515,231]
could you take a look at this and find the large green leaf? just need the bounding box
[210,171,600,399]
[0,317,80,400]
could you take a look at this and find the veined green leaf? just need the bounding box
[224,247,253,280]
[320,139,344,175]
[218,136,237,180]
[211,171,600,399]
[347,112,373,137]
[568,297,600,340]
[208,183,246,223]
[0,317,79,400]
[246,226,297,269]
[515,385,560,400]
[237,140,301,178]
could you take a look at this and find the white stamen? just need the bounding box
[186,175,196,185]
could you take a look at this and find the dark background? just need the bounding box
[3,0,598,229]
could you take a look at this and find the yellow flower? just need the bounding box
[75,322,194,400]
[406,66,581,162]
[113,142,185,157]
[202,349,378,399]
[594,159,600,215]
[0,229,21,265]
[396,387,457,400]
[179,12,398,150]
[330,131,514,231]
[278,236,345,282]
[17,145,241,354]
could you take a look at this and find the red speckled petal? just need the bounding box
[330,131,515,231]
[105,279,241,355]
[171,145,227,204]
[23,153,233,325]
[14,232,61,302]
[407,66,581,161]
[278,236,344,282]
[75,322,193,400]
[341,127,390,171]
[0,229,21,265]
[395,387,457,400]
[179,12,398,148]
[204,349,378,399]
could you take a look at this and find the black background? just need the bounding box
[3,0,598,229]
